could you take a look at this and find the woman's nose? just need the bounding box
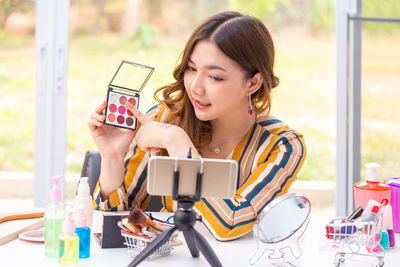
[189,73,205,96]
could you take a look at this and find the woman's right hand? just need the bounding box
[88,100,138,159]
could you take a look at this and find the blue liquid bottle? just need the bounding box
[44,175,65,257]
[75,207,91,258]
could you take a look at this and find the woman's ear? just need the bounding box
[247,72,263,95]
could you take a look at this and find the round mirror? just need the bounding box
[255,192,311,244]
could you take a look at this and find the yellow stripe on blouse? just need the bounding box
[93,105,307,241]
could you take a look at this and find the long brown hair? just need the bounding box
[154,11,279,154]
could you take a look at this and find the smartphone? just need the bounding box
[147,156,238,199]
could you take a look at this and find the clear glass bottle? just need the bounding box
[58,210,79,265]
[44,175,65,257]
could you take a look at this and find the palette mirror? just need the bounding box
[104,60,154,130]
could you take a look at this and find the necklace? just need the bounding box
[211,135,245,154]
[211,117,256,154]
[214,145,223,154]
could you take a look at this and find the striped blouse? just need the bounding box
[93,104,307,241]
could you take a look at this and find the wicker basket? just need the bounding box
[121,230,177,259]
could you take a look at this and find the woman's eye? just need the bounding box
[186,66,196,72]
[210,76,224,81]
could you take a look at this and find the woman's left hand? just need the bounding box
[125,102,191,155]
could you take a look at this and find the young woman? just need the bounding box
[88,11,306,241]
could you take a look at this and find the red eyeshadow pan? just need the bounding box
[127,98,137,116]
[128,98,136,106]
[117,115,125,124]
[109,104,117,113]
[119,96,127,105]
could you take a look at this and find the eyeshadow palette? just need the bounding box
[105,90,139,129]
[104,60,154,130]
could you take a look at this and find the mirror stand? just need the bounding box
[249,218,310,266]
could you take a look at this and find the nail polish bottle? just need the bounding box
[380,230,390,250]
[379,230,390,250]
[381,203,396,248]
[388,229,395,248]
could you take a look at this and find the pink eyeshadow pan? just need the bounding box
[119,96,127,105]
[118,106,126,114]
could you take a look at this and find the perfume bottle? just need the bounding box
[58,210,79,265]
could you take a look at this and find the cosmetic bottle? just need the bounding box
[44,175,65,257]
[380,230,390,250]
[357,206,380,240]
[356,205,380,222]
[377,200,389,250]
[379,206,390,250]
[75,177,93,228]
[58,210,79,265]
[354,163,391,209]
[362,199,380,215]
[75,207,91,258]
[388,228,395,248]
[381,203,395,248]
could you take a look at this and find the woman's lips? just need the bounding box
[194,99,211,110]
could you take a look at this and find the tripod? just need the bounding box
[127,156,222,267]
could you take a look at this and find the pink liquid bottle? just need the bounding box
[354,163,391,209]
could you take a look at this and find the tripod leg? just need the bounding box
[127,226,177,267]
[191,228,223,267]
[183,229,199,257]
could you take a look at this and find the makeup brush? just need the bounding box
[121,217,141,234]
[128,208,169,232]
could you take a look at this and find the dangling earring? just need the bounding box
[248,94,253,115]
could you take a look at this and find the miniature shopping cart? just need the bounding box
[325,215,385,267]
[121,230,178,259]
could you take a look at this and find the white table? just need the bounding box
[2,208,400,267]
